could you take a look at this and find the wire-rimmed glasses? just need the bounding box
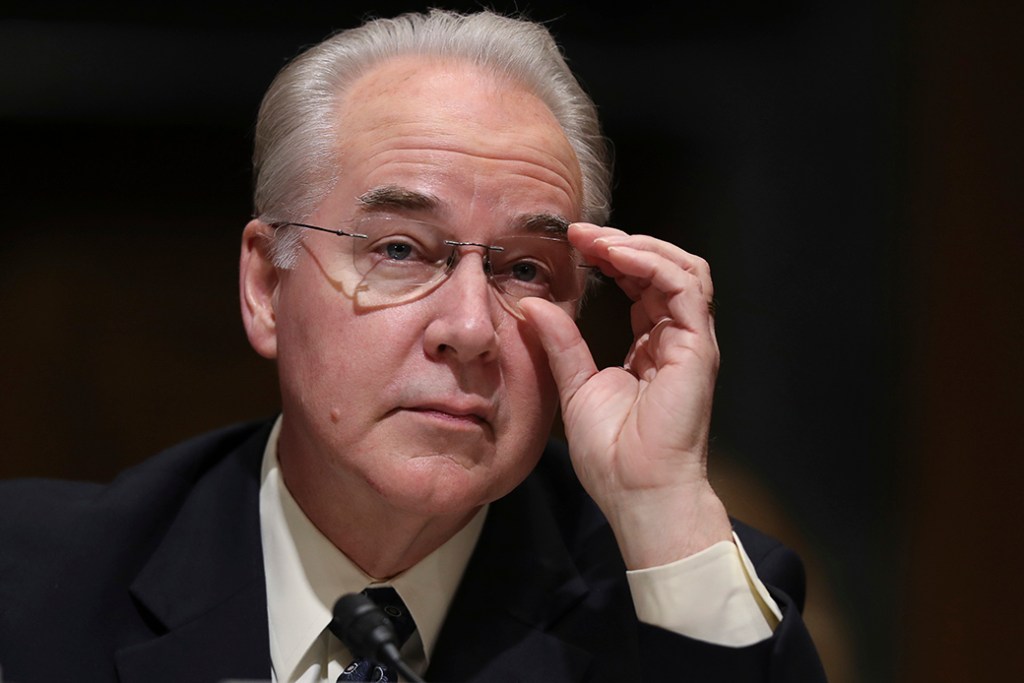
[272,215,592,317]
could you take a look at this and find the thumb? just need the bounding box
[517,298,598,409]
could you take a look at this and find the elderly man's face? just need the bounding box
[247,57,584,519]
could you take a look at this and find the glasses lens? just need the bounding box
[488,234,587,304]
[316,215,587,310]
[343,216,450,306]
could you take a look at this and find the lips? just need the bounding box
[400,400,494,427]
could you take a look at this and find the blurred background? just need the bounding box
[1,1,1021,681]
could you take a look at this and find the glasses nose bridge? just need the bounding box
[443,240,501,280]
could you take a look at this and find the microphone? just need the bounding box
[329,593,426,683]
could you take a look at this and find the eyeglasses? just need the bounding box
[272,215,593,316]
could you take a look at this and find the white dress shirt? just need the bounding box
[259,417,782,682]
[260,418,484,682]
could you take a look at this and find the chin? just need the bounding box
[373,450,535,517]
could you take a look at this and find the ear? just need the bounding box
[240,219,280,359]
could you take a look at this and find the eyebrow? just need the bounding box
[356,184,571,236]
[516,212,571,236]
[357,185,440,212]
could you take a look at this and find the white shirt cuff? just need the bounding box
[625,532,783,647]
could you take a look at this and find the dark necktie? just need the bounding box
[335,586,417,682]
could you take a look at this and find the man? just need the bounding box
[0,9,826,682]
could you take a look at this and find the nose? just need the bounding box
[423,250,500,364]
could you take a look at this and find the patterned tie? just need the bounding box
[334,586,417,683]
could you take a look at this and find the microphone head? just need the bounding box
[329,592,398,660]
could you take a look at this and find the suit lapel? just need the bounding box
[111,427,599,682]
[115,423,273,683]
[427,465,595,682]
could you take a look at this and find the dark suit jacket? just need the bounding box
[0,419,826,682]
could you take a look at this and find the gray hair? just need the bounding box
[252,9,612,267]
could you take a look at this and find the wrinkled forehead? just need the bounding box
[332,55,584,214]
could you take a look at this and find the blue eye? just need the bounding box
[510,261,539,282]
[384,242,413,260]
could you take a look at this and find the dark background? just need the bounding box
[2,2,1021,681]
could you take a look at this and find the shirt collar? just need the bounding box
[259,416,486,682]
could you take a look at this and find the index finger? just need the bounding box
[570,223,715,307]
